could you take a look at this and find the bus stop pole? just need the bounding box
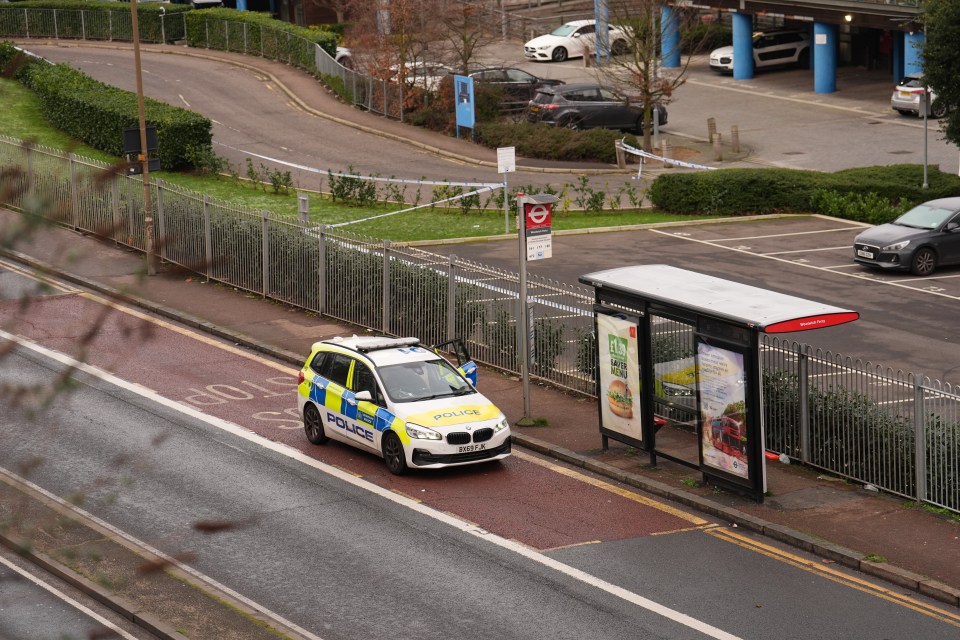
[517,194,532,421]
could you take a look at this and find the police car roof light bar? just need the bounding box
[355,337,421,353]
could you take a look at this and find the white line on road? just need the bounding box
[763,245,851,255]
[1,329,744,640]
[712,227,863,242]
[0,554,140,640]
[651,229,960,303]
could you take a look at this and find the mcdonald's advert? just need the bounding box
[597,313,642,442]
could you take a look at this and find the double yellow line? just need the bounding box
[708,526,960,628]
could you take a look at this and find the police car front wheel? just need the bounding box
[382,432,408,475]
[303,404,328,445]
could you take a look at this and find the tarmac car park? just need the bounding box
[297,336,511,475]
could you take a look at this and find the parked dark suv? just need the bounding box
[527,83,667,133]
[469,67,564,112]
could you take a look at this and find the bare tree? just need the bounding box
[597,1,710,152]
[435,0,498,75]
[346,0,444,84]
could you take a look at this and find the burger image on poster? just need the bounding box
[607,379,633,417]
[597,313,642,441]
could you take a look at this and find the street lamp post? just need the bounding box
[130,0,157,275]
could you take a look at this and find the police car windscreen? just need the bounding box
[379,359,474,402]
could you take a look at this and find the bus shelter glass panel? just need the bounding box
[650,313,697,427]
[697,341,750,481]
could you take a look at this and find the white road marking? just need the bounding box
[0,554,140,640]
[711,227,863,242]
[651,228,960,302]
[179,93,190,108]
[763,245,851,255]
[1,329,744,640]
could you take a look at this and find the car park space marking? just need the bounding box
[651,228,960,302]
[4,331,745,640]
[708,527,960,627]
[707,226,866,242]
[0,554,141,640]
[762,245,851,255]
[512,450,708,526]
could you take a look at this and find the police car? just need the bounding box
[296,336,511,475]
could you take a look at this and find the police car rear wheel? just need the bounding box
[382,432,408,475]
[303,404,328,444]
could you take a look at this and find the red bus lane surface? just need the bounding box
[1,292,703,550]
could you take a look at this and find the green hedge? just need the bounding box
[0,1,189,43]
[184,8,337,64]
[649,165,960,218]
[2,41,211,169]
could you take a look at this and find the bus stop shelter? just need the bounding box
[579,264,859,501]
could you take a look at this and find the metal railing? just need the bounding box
[0,6,186,43]
[2,137,958,514]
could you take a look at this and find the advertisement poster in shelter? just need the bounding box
[597,312,642,442]
[698,342,749,479]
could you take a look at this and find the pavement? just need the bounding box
[1,38,959,639]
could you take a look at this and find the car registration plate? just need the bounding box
[899,90,912,98]
[458,443,486,453]
[857,249,874,258]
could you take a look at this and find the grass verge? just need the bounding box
[1,78,715,241]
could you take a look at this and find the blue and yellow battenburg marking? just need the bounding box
[303,371,403,435]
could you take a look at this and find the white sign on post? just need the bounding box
[497,146,516,174]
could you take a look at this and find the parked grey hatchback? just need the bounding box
[853,198,960,276]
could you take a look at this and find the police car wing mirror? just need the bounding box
[355,390,372,402]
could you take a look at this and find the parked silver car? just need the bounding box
[891,74,945,118]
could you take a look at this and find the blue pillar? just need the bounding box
[237,0,247,10]
[661,6,680,68]
[813,22,837,94]
[732,13,754,80]
[893,32,904,82]
[904,31,924,77]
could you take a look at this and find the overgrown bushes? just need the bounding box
[477,122,639,165]
[1,40,212,170]
[649,164,960,221]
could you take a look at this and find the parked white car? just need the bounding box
[891,74,945,118]
[389,61,453,91]
[709,30,810,73]
[523,19,630,63]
